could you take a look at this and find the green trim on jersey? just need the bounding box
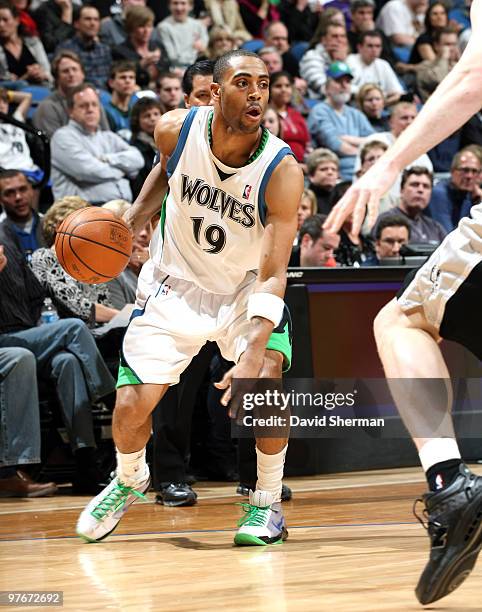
[266,321,292,372]
[159,191,168,241]
[117,364,142,388]
[207,110,269,166]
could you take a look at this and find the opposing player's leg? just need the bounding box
[374,287,482,604]
[234,348,290,546]
[77,383,168,542]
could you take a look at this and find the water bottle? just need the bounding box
[40,298,59,325]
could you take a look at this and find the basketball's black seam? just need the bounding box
[67,234,117,279]
[67,218,130,230]
[56,230,131,258]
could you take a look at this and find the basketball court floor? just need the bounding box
[1,466,481,611]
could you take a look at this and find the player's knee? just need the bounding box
[260,350,283,378]
[114,389,149,428]
[374,298,401,347]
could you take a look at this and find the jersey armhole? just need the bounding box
[257,147,294,226]
[166,107,199,178]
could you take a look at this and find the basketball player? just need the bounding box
[77,50,304,546]
[324,0,482,604]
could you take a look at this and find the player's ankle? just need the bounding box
[425,459,465,492]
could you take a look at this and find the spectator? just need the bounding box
[353,101,433,193]
[112,5,169,90]
[30,196,119,324]
[409,1,450,64]
[0,88,45,186]
[376,0,426,50]
[237,0,280,39]
[279,0,318,44]
[262,104,282,137]
[306,147,340,214]
[348,0,396,64]
[203,0,252,46]
[258,45,283,74]
[428,148,482,233]
[104,60,138,138]
[300,21,349,97]
[157,72,183,112]
[289,213,340,266]
[416,27,460,103]
[33,50,111,138]
[269,71,309,162]
[56,5,112,90]
[264,20,300,77]
[0,0,52,86]
[33,0,75,55]
[204,25,236,61]
[374,166,447,245]
[297,187,317,234]
[347,30,405,105]
[156,0,209,71]
[129,97,163,198]
[362,214,411,265]
[51,83,144,203]
[0,169,45,256]
[357,138,388,177]
[182,58,214,107]
[0,222,116,495]
[356,83,389,132]
[100,0,148,48]
[460,109,482,149]
[10,0,38,38]
[0,343,58,497]
[307,61,374,180]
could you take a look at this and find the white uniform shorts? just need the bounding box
[397,204,482,359]
[117,260,292,386]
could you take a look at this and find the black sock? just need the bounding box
[426,459,464,492]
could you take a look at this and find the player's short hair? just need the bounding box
[359,139,388,164]
[66,82,98,109]
[306,148,340,175]
[182,60,215,95]
[109,60,137,80]
[299,214,328,243]
[43,196,90,247]
[51,50,84,86]
[213,49,263,83]
[400,166,433,189]
[375,214,411,241]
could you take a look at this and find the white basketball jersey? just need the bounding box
[149,106,293,294]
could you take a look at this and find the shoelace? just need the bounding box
[413,497,429,530]
[91,481,146,520]
[236,503,270,528]
[413,497,447,543]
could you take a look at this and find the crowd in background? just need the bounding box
[0,0,481,501]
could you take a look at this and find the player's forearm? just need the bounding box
[124,163,168,234]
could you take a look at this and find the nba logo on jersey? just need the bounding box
[243,184,252,200]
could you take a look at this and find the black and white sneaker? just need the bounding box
[413,464,482,604]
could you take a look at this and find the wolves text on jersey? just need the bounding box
[180,174,256,229]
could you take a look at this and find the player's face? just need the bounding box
[70,87,101,132]
[185,74,213,108]
[269,75,292,107]
[57,58,84,91]
[109,70,137,96]
[401,174,432,212]
[451,153,481,191]
[139,106,162,135]
[0,174,34,221]
[302,231,340,266]
[310,161,339,188]
[214,57,270,134]
[376,226,409,258]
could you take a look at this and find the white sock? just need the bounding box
[418,438,461,472]
[116,448,149,485]
[256,445,287,502]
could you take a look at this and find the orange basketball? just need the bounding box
[55,207,133,284]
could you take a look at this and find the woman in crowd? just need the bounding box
[112,5,169,89]
[129,96,163,200]
[262,104,282,138]
[357,83,390,133]
[269,70,309,163]
[204,25,236,61]
[0,0,51,86]
[31,197,119,326]
[409,1,450,64]
[297,188,317,233]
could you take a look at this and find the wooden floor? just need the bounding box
[1,466,482,611]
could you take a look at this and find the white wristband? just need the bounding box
[247,292,284,327]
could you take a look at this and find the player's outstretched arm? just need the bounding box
[324,0,482,238]
[123,109,188,235]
